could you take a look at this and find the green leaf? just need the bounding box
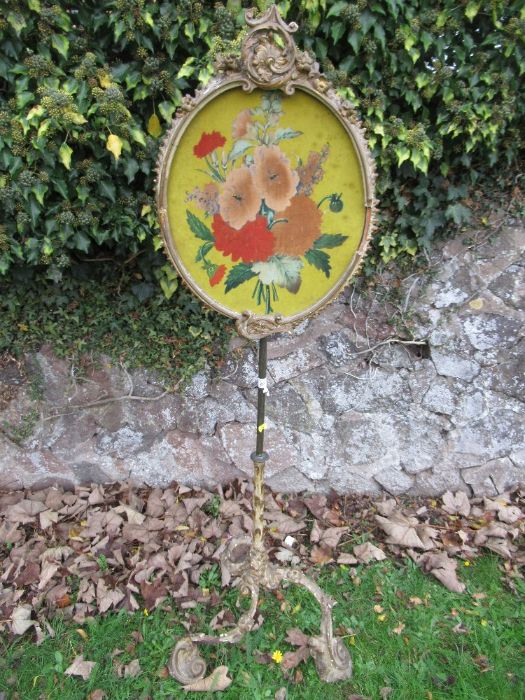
[195,242,214,262]
[98,181,116,202]
[124,158,139,183]
[224,263,256,293]
[228,139,252,161]
[29,196,41,228]
[445,203,471,225]
[76,185,89,203]
[64,111,87,125]
[131,282,155,302]
[28,0,41,11]
[348,31,362,53]
[186,210,214,242]
[465,1,480,21]
[304,248,331,278]
[73,232,90,253]
[326,0,348,18]
[59,142,73,170]
[313,234,348,249]
[331,21,345,44]
[158,101,177,123]
[177,57,196,79]
[129,127,147,146]
[55,180,68,198]
[7,12,26,36]
[273,128,303,142]
[51,34,69,60]
[31,182,48,206]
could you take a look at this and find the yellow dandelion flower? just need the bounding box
[271,650,284,664]
[377,614,387,622]
[464,561,471,567]
[143,608,149,616]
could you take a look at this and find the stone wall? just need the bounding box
[1,223,523,496]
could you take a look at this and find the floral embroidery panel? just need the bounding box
[166,88,366,318]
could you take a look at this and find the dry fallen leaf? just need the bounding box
[419,552,466,593]
[392,622,405,635]
[353,542,386,564]
[442,491,471,517]
[275,689,287,700]
[281,646,310,670]
[408,596,424,607]
[123,659,141,678]
[310,544,333,565]
[64,655,96,681]
[10,605,35,635]
[337,553,358,565]
[183,665,232,692]
[285,628,310,647]
[375,511,437,550]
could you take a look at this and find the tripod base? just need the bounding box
[168,537,352,684]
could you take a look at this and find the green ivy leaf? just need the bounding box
[313,234,348,249]
[327,1,348,18]
[331,21,345,44]
[465,1,480,21]
[98,181,116,202]
[31,182,48,206]
[224,263,256,293]
[124,158,139,183]
[445,203,471,225]
[51,34,69,59]
[7,12,27,35]
[58,142,73,170]
[73,232,90,253]
[186,210,214,242]
[304,249,331,278]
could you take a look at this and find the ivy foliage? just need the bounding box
[0,0,523,275]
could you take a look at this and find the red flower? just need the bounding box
[212,214,275,263]
[209,264,226,287]
[193,131,226,158]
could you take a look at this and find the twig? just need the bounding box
[348,336,427,358]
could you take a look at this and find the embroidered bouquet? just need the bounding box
[186,93,348,314]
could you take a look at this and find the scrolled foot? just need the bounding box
[309,635,352,683]
[168,638,207,684]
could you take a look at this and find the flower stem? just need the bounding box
[317,194,332,208]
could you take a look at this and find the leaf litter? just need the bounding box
[0,480,523,666]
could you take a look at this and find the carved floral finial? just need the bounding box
[240,4,299,88]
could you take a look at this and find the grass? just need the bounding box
[1,555,524,699]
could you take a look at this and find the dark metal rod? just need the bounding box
[255,336,268,456]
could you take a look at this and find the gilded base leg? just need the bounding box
[275,566,352,681]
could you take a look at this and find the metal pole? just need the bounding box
[251,337,268,555]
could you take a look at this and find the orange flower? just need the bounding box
[218,166,260,230]
[232,109,252,139]
[271,195,323,256]
[252,145,299,212]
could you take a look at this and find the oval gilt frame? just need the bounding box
[156,5,376,340]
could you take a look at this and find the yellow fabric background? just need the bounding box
[166,87,365,317]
